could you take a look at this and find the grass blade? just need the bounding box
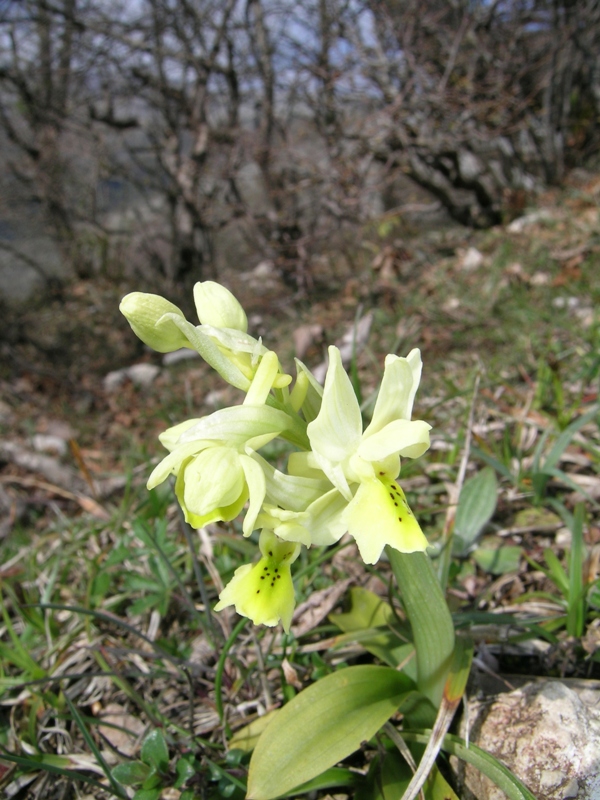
[567,503,586,637]
[63,692,127,798]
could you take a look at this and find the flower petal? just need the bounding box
[175,454,249,529]
[291,359,324,422]
[179,447,245,516]
[256,506,313,547]
[253,453,330,512]
[158,418,202,452]
[240,454,267,536]
[302,489,348,546]
[307,346,362,466]
[364,349,422,437]
[344,478,429,564]
[358,419,431,462]
[146,440,215,490]
[161,314,251,389]
[179,405,291,446]
[244,351,287,406]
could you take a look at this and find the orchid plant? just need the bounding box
[120,283,532,800]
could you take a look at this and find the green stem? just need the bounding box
[215,616,248,735]
[386,548,454,709]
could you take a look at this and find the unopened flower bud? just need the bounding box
[193,281,248,331]
[120,292,190,353]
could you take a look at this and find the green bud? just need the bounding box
[193,281,248,331]
[120,292,191,353]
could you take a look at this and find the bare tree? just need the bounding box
[334,0,600,224]
[0,0,84,244]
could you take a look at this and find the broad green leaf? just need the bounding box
[246,665,413,800]
[387,550,455,709]
[453,467,498,555]
[112,761,151,786]
[331,588,415,672]
[397,690,437,730]
[333,587,395,628]
[229,710,279,753]
[141,730,169,773]
[473,545,522,575]
[543,547,569,594]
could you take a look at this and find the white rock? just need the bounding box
[127,363,160,387]
[456,681,600,800]
[507,210,554,233]
[103,363,160,391]
[459,246,484,271]
[31,434,67,456]
[103,369,126,392]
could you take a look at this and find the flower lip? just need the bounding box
[214,530,300,631]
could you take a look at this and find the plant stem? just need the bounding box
[215,616,248,735]
[387,549,454,708]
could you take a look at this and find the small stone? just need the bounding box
[31,434,67,456]
[459,246,484,271]
[507,210,555,233]
[127,363,160,386]
[103,363,160,391]
[103,369,127,392]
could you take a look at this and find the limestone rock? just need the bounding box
[456,680,600,800]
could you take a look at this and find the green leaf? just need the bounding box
[246,665,413,800]
[567,503,586,637]
[387,550,455,708]
[112,761,152,786]
[330,588,415,672]
[473,545,522,575]
[453,467,498,555]
[543,548,569,595]
[140,730,169,773]
[355,749,412,800]
[229,710,279,753]
[287,767,358,796]
[333,587,395,628]
[0,749,126,796]
[425,765,460,800]
[532,407,599,502]
[132,789,163,800]
[174,755,198,788]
